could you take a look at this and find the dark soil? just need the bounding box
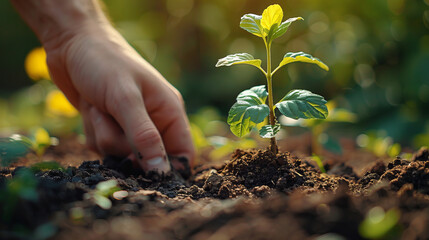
[1,137,429,240]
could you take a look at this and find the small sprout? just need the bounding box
[312,154,326,173]
[85,179,121,210]
[359,207,401,239]
[216,4,329,154]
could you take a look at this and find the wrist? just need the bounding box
[11,0,110,50]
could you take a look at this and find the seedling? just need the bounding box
[216,4,329,154]
[0,128,55,166]
[84,179,121,210]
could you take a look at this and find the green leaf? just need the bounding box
[30,161,65,172]
[240,14,265,37]
[93,195,112,210]
[359,207,400,239]
[228,86,270,137]
[270,17,304,41]
[276,52,329,71]
[216,53,262,69]
[238,85,268,102]
[312,154,326,173]
[261,4,283,32]
[259,123,281,138]
[96,179,120,197]
[0,135,33,167]
[276,90,328,120]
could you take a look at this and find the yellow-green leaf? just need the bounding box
[216,53,262,69]
[277,52,329,71]
[34,128,50,147]
[261,4,283,31]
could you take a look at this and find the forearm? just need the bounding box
[10,0,110,49]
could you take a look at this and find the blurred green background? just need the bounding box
[1,0,429,151]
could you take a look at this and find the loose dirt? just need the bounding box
[1,137,429,240]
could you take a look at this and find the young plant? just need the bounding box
[84,179,121,210]
[216,4,329,154]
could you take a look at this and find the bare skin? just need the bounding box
[11,0,195,172]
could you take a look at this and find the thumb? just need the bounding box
[106,86,170,173]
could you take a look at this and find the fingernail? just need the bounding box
[147,156,170,173]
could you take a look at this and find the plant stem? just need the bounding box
[265,40,278,155]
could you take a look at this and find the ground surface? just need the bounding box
[1,136,429,240]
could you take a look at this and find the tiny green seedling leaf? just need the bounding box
[275,52,329,73]
[270,17,304,41]
[240,14,265,37]
[276,90,328,120]
[259,123,281,138]
[228,86,270,137]
[84,179,121,210]
[96,179,120,197]
[312,154,326,173]
[216,53,262,70]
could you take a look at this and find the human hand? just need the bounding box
[45,25,195,172]
[11,0,195,173]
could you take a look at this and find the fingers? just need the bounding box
[88,107,131,157]
[80,101,97,152]
[106,82,170,173]
[147,87,195,169]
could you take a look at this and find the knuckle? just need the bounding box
[106,85,141,113]
[132,128,162,148]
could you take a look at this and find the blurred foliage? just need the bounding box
[190,107,257,162]
[0,168,57,240]
[0,0,428,150]
[281,100,357,155]
[25,47,50,81]
[0,127,58,166]
[356,130,403,158]
[0,168,39,222]
[359,207,401,239]
[0,45,80,137]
